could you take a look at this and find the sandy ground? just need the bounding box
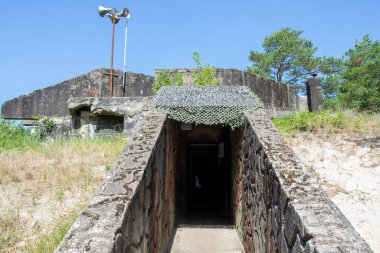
[286,133,380,252]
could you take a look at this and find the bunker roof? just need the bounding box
[154,85,263,129]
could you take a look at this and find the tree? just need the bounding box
[337,35,380,112]
[248,28,340,91]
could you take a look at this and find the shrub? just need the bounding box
[32,115,55,137]
[0,120,40,150]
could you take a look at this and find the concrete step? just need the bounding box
[169,226,245,253]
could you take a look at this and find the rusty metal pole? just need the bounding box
[110,15,116,97]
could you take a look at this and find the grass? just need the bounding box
[0,135,126,186]
[23,211,79,253]
[0,211,21,252]
[0,134,127,252]
[272,110,380,135]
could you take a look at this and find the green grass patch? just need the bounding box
[272,110,380,135]
[272,110,350,134]
[0,118,127,153]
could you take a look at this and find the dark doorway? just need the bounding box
[176,125,232,226]
[188,144,220,212]
[183,142,230,225]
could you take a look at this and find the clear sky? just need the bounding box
[1,0,379,107]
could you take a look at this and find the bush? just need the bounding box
[32,115,55,137]
[0,120,40,150]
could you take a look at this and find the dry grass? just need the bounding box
[0,136,127,252]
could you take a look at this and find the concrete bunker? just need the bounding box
[1,67,309,138]
[55,86,372,253]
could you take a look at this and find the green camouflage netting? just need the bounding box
[154,86,264,129]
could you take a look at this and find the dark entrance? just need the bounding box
[176,125,231,225]
[188,144,221,213]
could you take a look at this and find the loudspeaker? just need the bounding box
[98,6,112,17]
[118,8,131,19]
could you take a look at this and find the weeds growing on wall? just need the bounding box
[192,51,218,86]
[152,70,184,94]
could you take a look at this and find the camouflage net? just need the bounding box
[154,86,264,129]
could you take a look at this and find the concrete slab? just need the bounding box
[169,227,244,253]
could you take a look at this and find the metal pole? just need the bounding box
[110,15,116,97]
[122,21,128,95]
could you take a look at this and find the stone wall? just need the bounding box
[230,124,244,233]
[1,69,154,119]
[235,110,372,252]
[155,68,308,116]
[55,111,177,253]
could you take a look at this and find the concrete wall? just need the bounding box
[234,110,372,252]
[156,68,308,117]
[55,110,177,253]
[68,97,149,136]
[2,68,306,120]
[1,69,154,119]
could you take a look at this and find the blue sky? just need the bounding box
[1,0,379,106]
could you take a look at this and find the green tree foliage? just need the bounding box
[248,28,340,91]
[337,35,380,112]
[192,51,218,85]
[152,70,184,94]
